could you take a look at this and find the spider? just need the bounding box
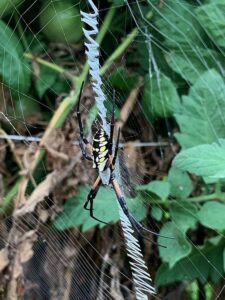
[76,83,170,243]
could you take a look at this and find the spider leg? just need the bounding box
[128,215,167,248]
[112,127,121,168]
[84,176,109,225]
[108,90,116,156]
[84,176,101,210]
[79,138,92,161]
[111,178,174,242]
[76,82,92,161]
[89,200,109,225]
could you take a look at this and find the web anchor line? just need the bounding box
[81,1,156,298]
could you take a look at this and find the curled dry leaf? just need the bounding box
[14,155,80,217]
[19,230,37,264]
[7,230,37,300]
[0,248,9,272]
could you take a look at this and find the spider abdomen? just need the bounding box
[92,128,109,171]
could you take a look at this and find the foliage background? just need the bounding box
[0,0,225,299]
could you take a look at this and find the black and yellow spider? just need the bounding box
[76,83,167,242]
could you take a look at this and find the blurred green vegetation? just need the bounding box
[1,0,225,299]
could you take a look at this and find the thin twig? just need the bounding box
[0,134,169,148]
[117,81,142,129]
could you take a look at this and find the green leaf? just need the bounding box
[142,73,181,119]
[156,237,225,287]
[168,167,192,199]
[175,69,225,149]
[108,67,139,91]
[0,20,30,93]
[151,205,163,221]
[173,140,225,180]
[154,1,203,48]
[196,2,225,48]
[137,180,170,200]
[165,48,225,84]
[0,0,22,17]
[35,65,58,98]
[53,186,147,232]
[158,222,192,268]
[170,202,198,233]
[198,201,225,230]
[108,0,124,5]
[223,248,225,272]
[186,281,198,300]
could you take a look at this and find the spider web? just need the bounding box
[0,0,225,299]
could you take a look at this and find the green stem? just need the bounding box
[100,27,138,76]
[2,5,118,214]
[100,11,153,75]
[215,181,222,196]
[0,179,21,213]
[187,193,218,203]
[24,53,70,76]
[146,187,225,206]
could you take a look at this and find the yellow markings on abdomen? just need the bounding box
[99,157,106,163]
[99,150,108,158]
[100,146,106,152]
[92,128,109,171]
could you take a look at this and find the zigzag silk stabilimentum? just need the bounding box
[80,1,156,298]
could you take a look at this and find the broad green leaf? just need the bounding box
[0,0,22,17]
[170,202,198,233]
[165,48,225,84]
[35,65,58,98]
[0,20,30,93]
[51,76,70,95]
[196,2,225,48]
[158,222,192,268]
[154,1,203,48]
[156,237,225,287]
[137,180,170,200]
[175,70,225,149]
[168,167,192,198]
[53,186,147,232]
[108,67,138,91]
[173,140,225,179]
[151,205,163,221]
[223,248,225,272]
[128,35,183,82]
[142,73,181,119]
[198,201,225,230]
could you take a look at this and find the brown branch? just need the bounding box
[117,81,142,129]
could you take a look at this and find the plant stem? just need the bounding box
[146,187,225,206]
[23,53,73,79]
[100,27,138,75]
[187,193,218,203]
[3,4,118,213]
[0,179,21,213]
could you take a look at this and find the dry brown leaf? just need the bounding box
[0,248,9,272]
[7,229,37,300]
[19,230,37,264]
[14,155,80,217]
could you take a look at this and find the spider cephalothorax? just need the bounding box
[76,83,172,244]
